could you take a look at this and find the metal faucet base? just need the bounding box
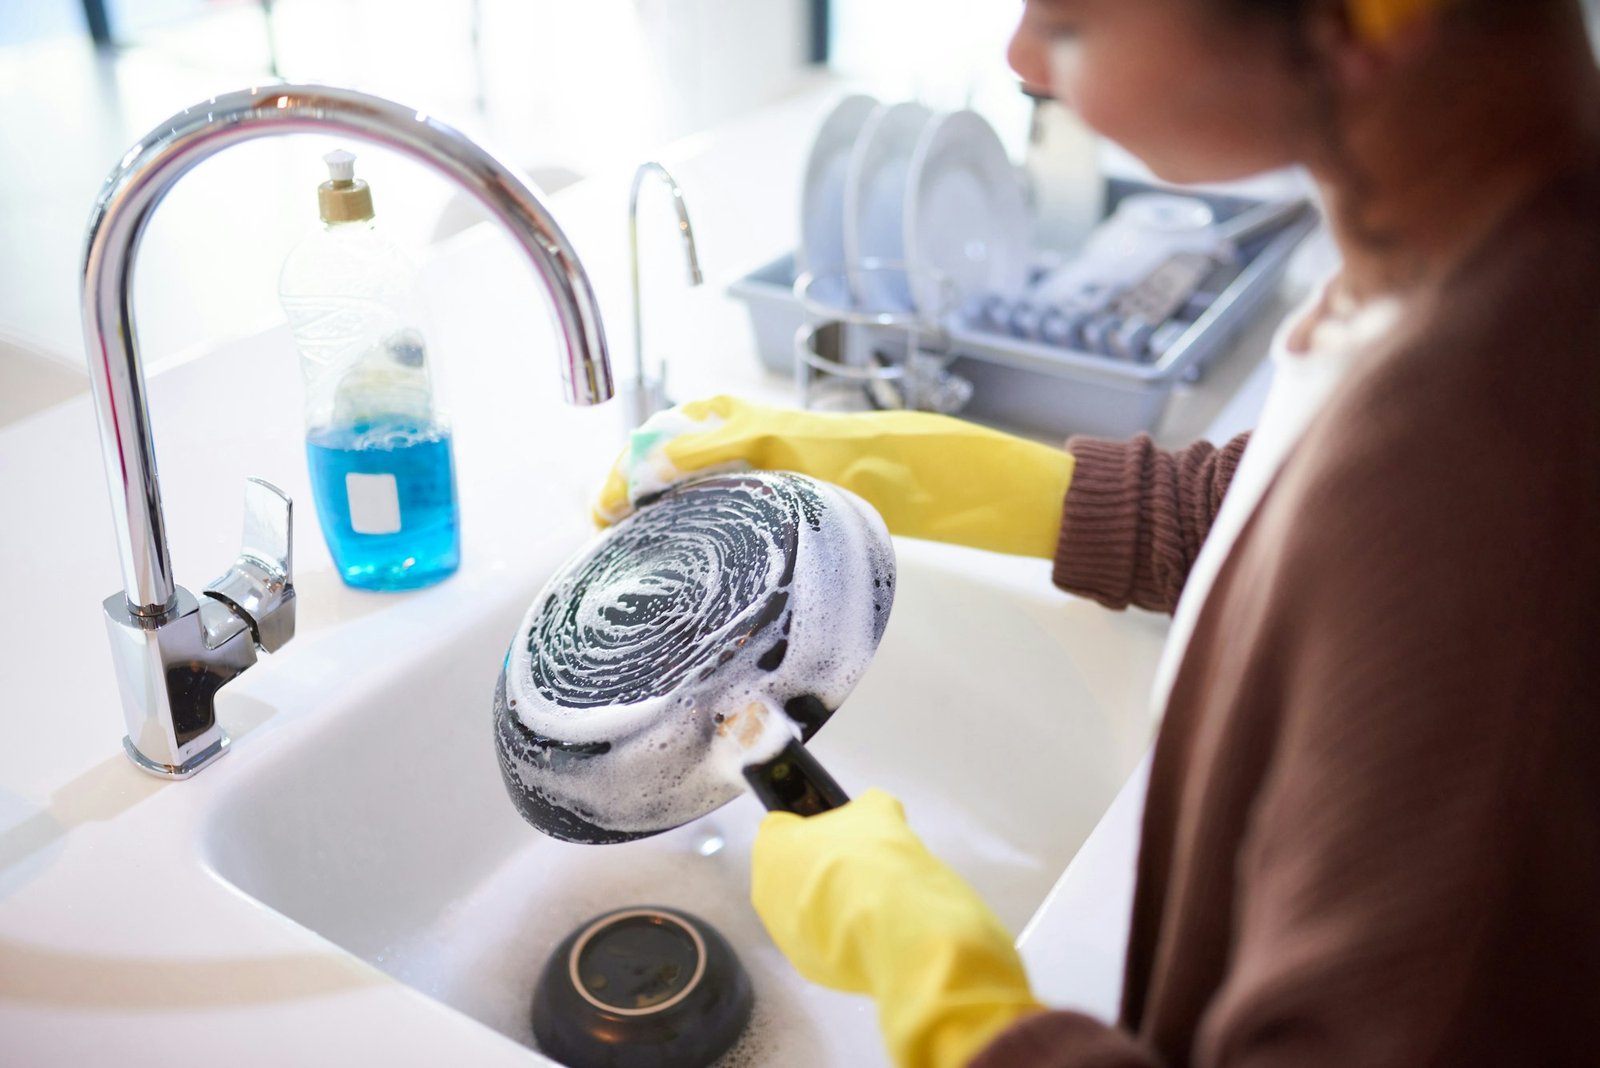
[122,732,230,780]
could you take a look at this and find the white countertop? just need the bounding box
[0,81,1316,1064]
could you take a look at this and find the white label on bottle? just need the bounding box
[346,472,402,534]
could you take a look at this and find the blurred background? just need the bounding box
[4,0,1599,396]
[0,0,1025,380]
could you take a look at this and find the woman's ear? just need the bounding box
[1313,0,1448,96]
[1301,0,1384,94]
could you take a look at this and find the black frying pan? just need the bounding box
[493,472,895,844]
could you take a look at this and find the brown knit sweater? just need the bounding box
[974,162,1600,1067]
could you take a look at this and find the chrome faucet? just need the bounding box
[623,161,702,429]
[82,85,614,779]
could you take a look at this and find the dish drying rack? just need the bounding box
[729,180,1320,439]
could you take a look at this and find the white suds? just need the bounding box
[502,472,894,837]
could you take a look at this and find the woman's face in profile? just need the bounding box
[1008,0,1320,183]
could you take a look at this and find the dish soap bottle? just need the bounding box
[279,149,460,591]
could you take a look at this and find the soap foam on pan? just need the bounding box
[501,472,894,838]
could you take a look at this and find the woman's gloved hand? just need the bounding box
[592,395,1075,559]
[752,790,1043,1068]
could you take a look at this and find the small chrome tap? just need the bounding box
[82,85,614,779]
[624,161,703,429]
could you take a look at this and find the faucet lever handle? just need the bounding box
[206,477,296,653]
[241,476,293,580]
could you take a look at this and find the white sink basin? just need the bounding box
[202,535,1155,1066]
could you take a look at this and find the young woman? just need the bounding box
[598,0,1600,1063]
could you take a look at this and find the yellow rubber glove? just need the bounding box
[593,395,1075,559]
[752,790,1043,1068]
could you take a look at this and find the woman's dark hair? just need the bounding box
[1218,0,1570,255]
[1230,0,1563,31]
[1235,0,1314,15]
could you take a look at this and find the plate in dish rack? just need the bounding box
[842,100,935,309]
[799,94,881,279]
[904,109,1030,318]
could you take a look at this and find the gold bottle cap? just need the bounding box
[317,148,374,224]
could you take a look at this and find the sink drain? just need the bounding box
[532,906,753,1067]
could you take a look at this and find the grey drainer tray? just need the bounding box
[728,184,1318,439]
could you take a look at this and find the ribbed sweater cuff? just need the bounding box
[1053,435,1140,609]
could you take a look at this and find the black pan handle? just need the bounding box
[743,738,849,817]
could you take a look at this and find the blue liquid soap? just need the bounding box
[306,420,460,591]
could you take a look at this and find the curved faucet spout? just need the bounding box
[81,84,614,778]
[625,160,702,429]
[83,84,614,617]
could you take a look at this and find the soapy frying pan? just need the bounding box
[493,472,896,844]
